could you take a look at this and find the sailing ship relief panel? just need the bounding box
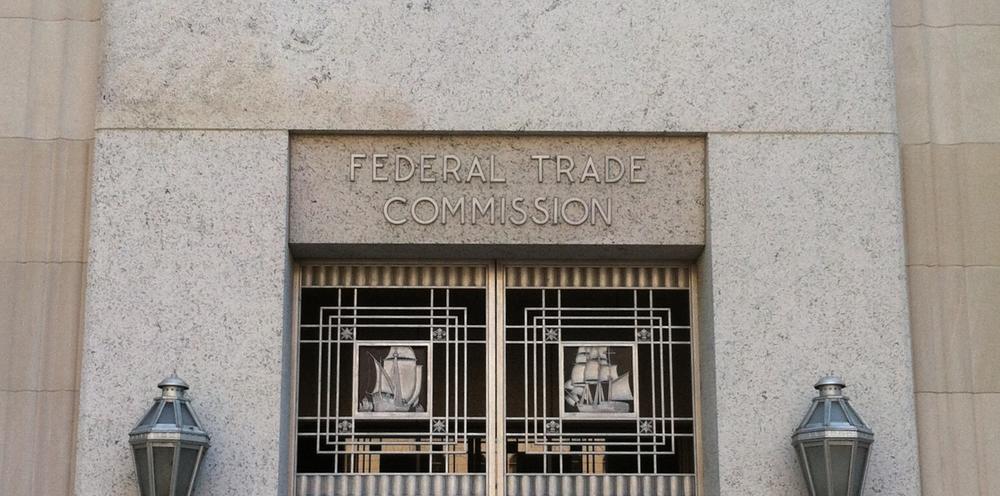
[561,344,637,418]
[354,344,430,417]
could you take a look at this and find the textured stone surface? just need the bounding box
[0,18,101,140]
[291,134,704,248]
[0,0,101,21]
[0,262,85,391]
[954,145,1000,266]
[906,265,1000,393]
[893,25,1000,145]
[702,133,919,495]
[891,26,937,145]
[95,0,896,133]
[914,392,1000,496]
[0,138,92,262]
[966,267,1000,393]
[892,0,1000,27]
[67,0,926,494]
[907,266,974,392]
[899,144,953,266]
[75,130,290,496]
[0,390,79,496]
[973,393,1000,495]
[893,0,1000,493]
[914,393,982,495]
[0,5,100,496]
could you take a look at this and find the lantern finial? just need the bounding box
[814,375,846,397]
[158,373,189,400]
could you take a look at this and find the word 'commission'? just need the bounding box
[349,153,647,226]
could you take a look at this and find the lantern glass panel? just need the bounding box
[805,444,828,496]
[850,446,869,496]
[175,447,200,496]
[829,444,853,495]
[808,404,826,425]
[139,406,159,428]
[179,404,196,426]
[159,402,176,425]
[134,447,151,496]
[829,403,848,424]
[844,404,865,427]
[153,446,175,495]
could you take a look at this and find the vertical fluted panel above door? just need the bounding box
[297,474,487,496]
[296,474,694,496]
[505,475,695,496]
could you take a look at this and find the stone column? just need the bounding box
[74,130,292,495]
[0,1,101,495]
[893,0,1000,493]
[700,133,920,495]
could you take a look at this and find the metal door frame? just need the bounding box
[288,261,702,496]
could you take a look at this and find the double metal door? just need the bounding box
[293,263,697,496]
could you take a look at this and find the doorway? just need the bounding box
[292,263,698,495]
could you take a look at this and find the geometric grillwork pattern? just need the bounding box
[295,264,698,495]
[297,286,487,474]
[505,288,695,475]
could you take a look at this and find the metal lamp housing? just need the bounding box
[129,375,210,496]
[792,376,874,496]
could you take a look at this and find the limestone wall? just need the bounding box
[2,0,967,495]
[75,1,920,495]
[892,0,1000,494]
[0,1,101,495]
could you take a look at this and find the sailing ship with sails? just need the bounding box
[564,346,633,413]
[358,346,425,413]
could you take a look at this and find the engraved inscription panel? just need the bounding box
[290,135,705,247]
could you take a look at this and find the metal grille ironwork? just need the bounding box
[296,265,488,475]
[294,264,697,495]
[503,268,695,477]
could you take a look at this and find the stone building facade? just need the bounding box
[0,0,996,495]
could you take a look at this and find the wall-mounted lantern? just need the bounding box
[792,376,874,496]
[129,374,210,496]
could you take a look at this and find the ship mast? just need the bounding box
[391,350,402,408]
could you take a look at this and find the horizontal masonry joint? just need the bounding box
[907,264,1000,268]
[1,388,79,393]
[0,260,86,265]
[0,135,95,142]
[901,140,1000,146]
[0,16,101,23]
[893,22,1000,29]
[914,390,1000,395]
